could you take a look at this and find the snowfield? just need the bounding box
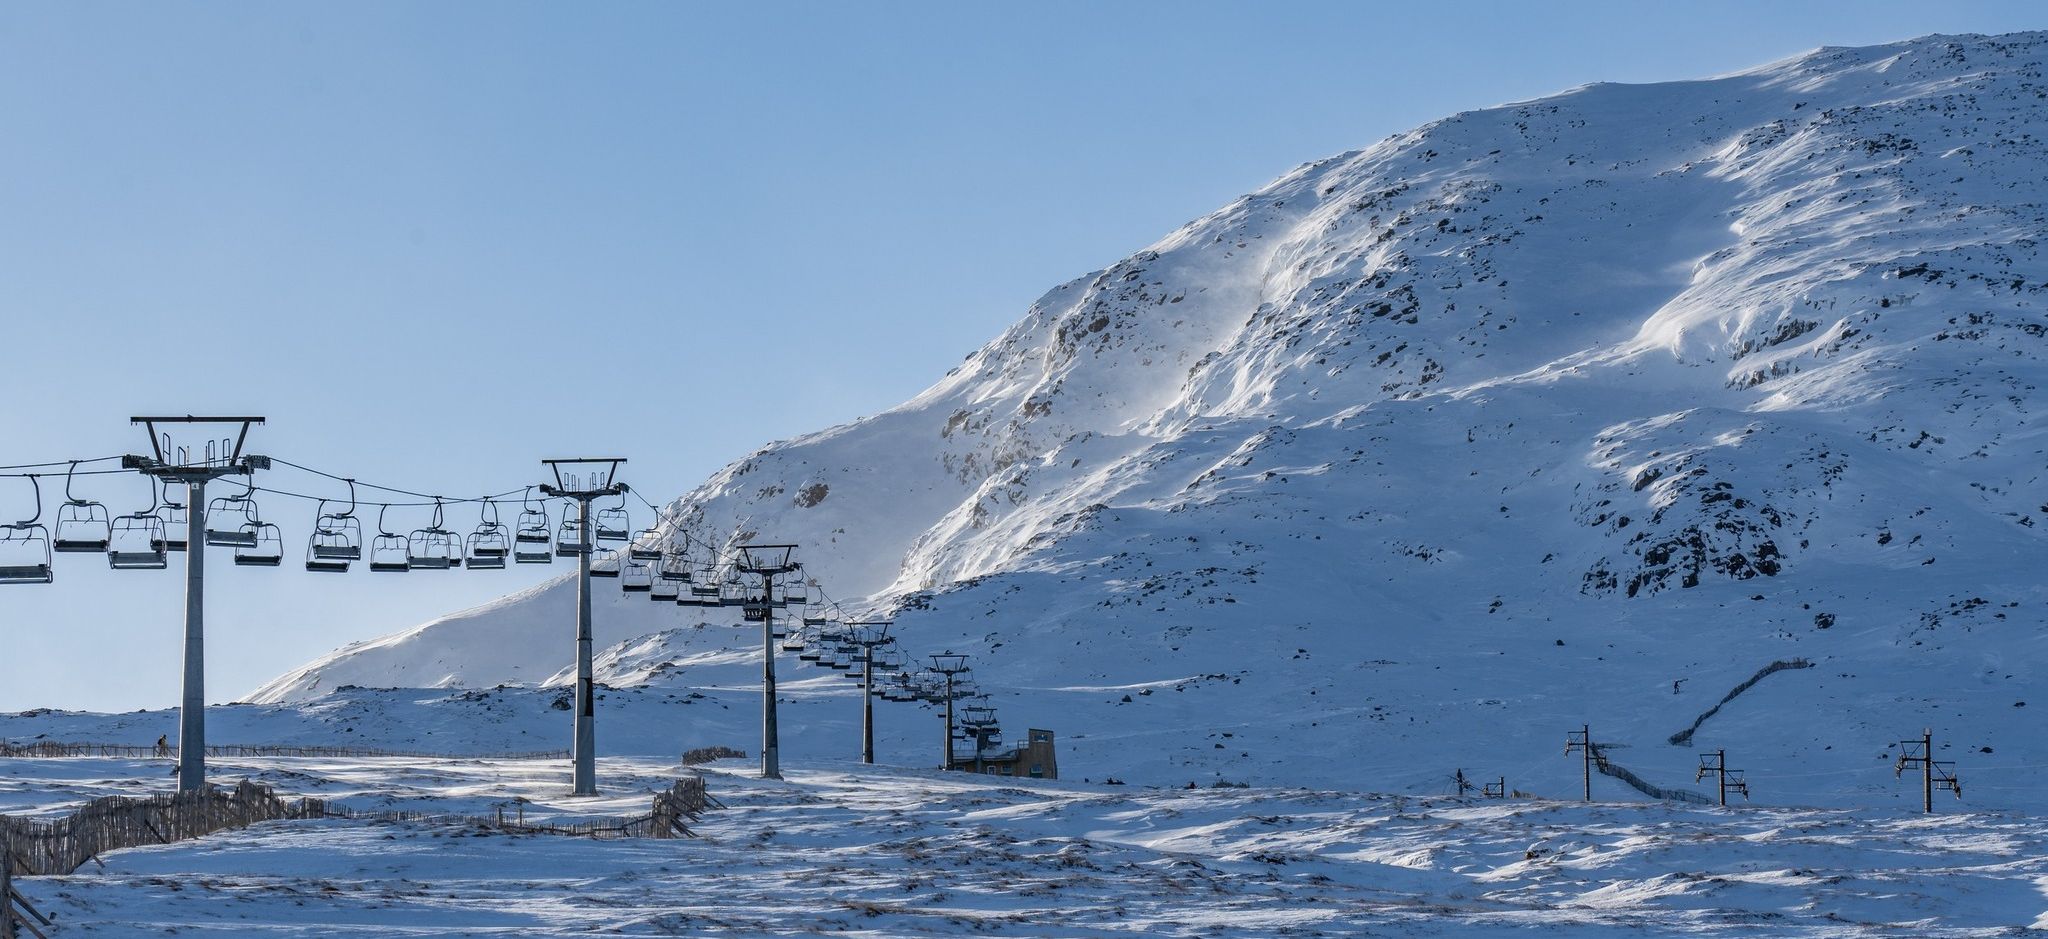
[10,753,2048,937]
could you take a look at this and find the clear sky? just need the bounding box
[1,1,2041,711]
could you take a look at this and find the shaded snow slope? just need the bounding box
[250,33,2048,804]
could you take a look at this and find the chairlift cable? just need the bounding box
[267,457,528,505]
[0,455,124,471]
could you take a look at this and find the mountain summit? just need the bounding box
[256,33,2048,804]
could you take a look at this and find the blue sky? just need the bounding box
[1,1,2041,710]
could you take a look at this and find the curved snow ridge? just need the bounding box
[263,29,2048,805]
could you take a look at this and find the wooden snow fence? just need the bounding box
[1,844,52,939]
[1,780,301,877]
[1,776,715,878]
[0,741,566,760]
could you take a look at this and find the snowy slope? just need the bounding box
[245,33,2048,806]
[13,755,2048,937]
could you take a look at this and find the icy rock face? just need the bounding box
[254,34,2048,797]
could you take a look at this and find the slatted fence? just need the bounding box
[1,776,711,877]
[0,741,566,760]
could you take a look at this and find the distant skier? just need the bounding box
[155,734,170,758]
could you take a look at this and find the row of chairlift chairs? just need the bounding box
[0,475,676,581]
[0,471,997,733]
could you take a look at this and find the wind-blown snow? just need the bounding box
[14,754,2048,937]
[251,33,2048,808]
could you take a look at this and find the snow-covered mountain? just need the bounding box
[251,33,2048,805]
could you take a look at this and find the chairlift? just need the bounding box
[621,557,653,592]
[307,486,363,572]
[688,560,721,597]
[590,550,621,578]
[718,577,747,606]
[594,495,630,543]
[0,476,55,585]
[52,462,112,553]
[407,500,460,570]
[658,549,692,582]
[783,576,810,605]
[368,506,410,573]
[466,499,510,570]
[233,521,284,567]
[801,599,830,626]
[557,503,590,558]
[306,526,355,573]
[156,481,189,552]
[513,487,552,564]
[203,482,261,548]
[105,477,168,570]
[628,519,664,560]
[649,576,680,601]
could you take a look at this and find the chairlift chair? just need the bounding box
[466,527,509,570]
[0,477,54,584]
[719,578,747,606]
[513,489,552,564]
[307,490,363,572]
[658,550,692,582]
[628,526,664,561]
[621,558,654,592]
[465,500,510,570]
[368,506,409,572]
[233,521,285,567]
[407,518,460,570]
[203,489,261,548]
[649,576,680,601]
[593,498,630,542]
[53,464,112,553]
[590,551,621,578]
[156,484,190,552]
[688,561,721,596]
[783,577,810,605]
[107,513,168,570]
[311,515,363,561]
[802,599,830,626]
[305,524,355,573]
[556,512,590,558]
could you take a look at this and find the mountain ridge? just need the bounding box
[248,31,2048,805]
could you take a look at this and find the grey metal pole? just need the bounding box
[572,496,596,796]
[762,575,781,780]
[1923,730,1933,814]
[1717,750,1727,807]
[943,674,956,771]
[178,478,207,793]
[861,643,874,765]
[1581,724,1592,802]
